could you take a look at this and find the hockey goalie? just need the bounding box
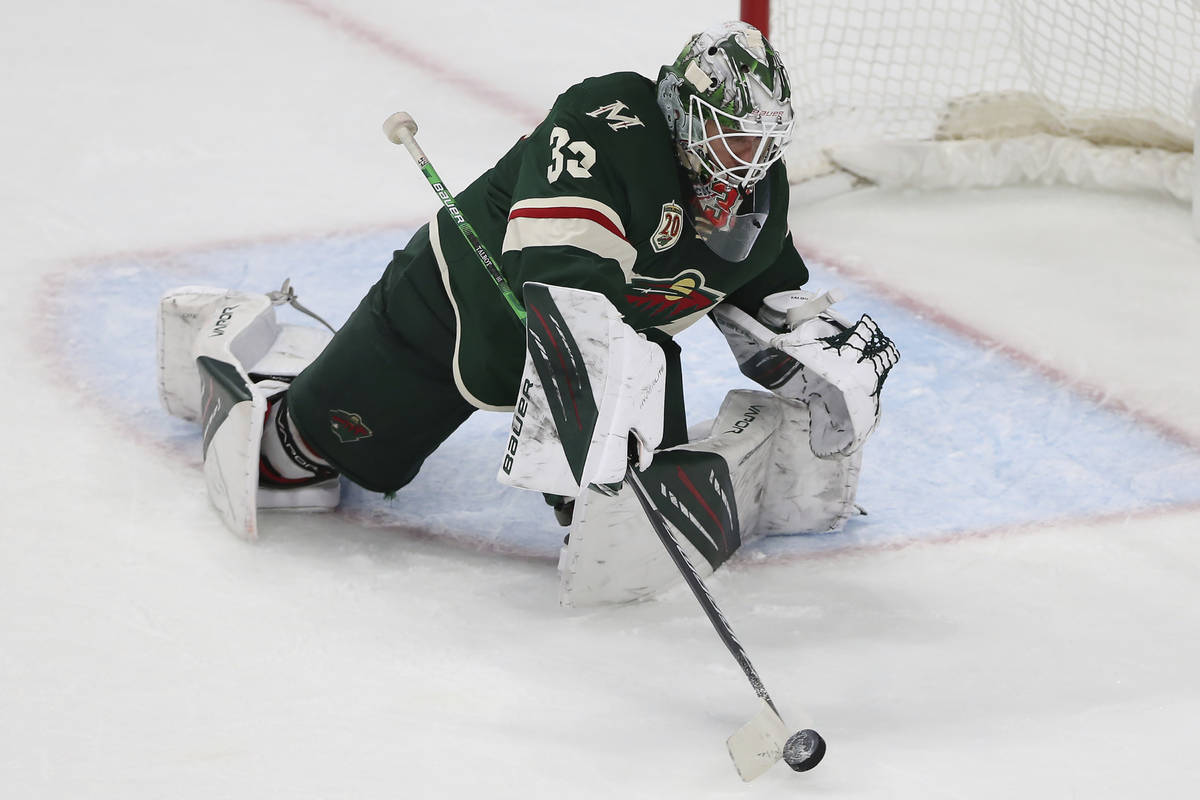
[154,20,899,604]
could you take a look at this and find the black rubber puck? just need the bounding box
[782,729,826,772]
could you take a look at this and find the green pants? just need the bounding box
[288,224,688,495]
[288,225,476,493]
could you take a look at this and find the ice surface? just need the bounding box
[51,230,1200,560]
[4,2,1200,798]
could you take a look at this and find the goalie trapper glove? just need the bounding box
[773,313,899,457]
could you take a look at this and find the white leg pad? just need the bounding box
[559,389,863,606]
[558,479,715,607]
[758,397,863,536]
[197,357,266,539]
[157,286,333,422]
[158,286,337,538]
[158,286,234,422]
[561,390,775,606]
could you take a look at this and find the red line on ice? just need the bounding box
[272,0,547,128]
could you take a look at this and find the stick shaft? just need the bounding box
[391,127,527,324]
[624,465,779,715]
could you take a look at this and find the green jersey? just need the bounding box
[430,71,809,410]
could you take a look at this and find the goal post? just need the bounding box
[746,0,1200,234]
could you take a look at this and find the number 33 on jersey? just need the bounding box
[547,126,596,182]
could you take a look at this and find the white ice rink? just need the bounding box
[4,2,1200,797]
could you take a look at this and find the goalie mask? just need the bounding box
[656,21,794,260]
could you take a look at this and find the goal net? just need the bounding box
[748,0,1199,212]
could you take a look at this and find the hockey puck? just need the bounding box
[782,728,826,772]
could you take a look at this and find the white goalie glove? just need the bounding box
[712,289,899,457]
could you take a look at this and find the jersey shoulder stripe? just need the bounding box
[508,205,627,241]
[502,198,637,279]
[507,196,626,237]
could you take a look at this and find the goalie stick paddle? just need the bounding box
[383,111,824,779]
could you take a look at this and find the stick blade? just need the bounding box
[726,700,789,781]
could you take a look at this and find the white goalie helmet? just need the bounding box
[656,21,795,191]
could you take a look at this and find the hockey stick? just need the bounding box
[381,112,526,324]
[383,111,823,779]
[623,465,825,779]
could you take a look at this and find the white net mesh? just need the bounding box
[767,0,1200,182]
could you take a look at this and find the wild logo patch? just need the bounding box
[329,409,373,443]
[624,269,725,322]
[651,201,684,253]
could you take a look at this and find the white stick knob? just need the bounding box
[382,111,419,144]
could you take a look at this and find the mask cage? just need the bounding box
[683,93,794,188]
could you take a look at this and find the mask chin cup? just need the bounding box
[688,179,771,263]
[698,210,768,262]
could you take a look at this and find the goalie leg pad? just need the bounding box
[158,287,339,538]
[158,286,334,422]
[560,390,778,606]
[159,286,242,422]
[195,348,264,539]
[498,283,667,496]
[559,390,863,606]
[757,397,863,536]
